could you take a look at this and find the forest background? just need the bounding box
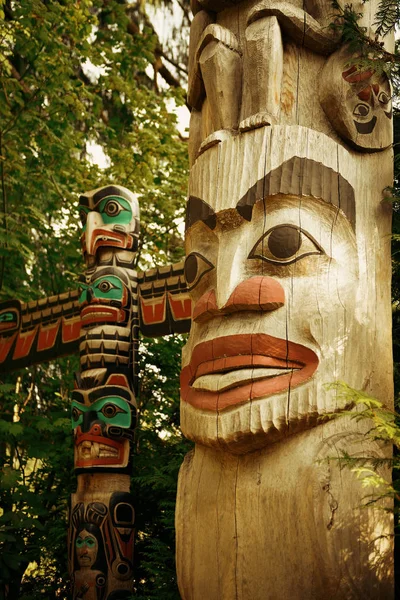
[0,1,399,599]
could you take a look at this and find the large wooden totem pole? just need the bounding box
[176,1,394,598]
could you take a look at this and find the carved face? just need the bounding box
[72,386,136,469]
[78,185,139,264]
[0,303,20,334]
[181,129,360,452]
[78,268,131,327]
[76,529,98,568]
[320,48,392,151]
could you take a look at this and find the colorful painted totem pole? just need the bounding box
[0,181,192,597]
[68,184,139,599]
[176,1,394,598]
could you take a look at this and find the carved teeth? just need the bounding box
[77,441,119,459]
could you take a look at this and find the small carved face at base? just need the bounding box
[72,385,136,469]
[78,267,131,327]
[76,529,98,568]
[320,47,392,151]
[78,185,139,265]
[181,128,360,452]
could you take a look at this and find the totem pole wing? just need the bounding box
[0,261,192,373]
[138,261,192,337]
[0,291,81,373]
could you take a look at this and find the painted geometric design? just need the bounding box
[0,263,192,373]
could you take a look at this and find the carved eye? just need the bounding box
[85,537,96,548]
[101,403,124,419]
[104,200,122,217]
[0,312,14,322]
[378,91,390,104]
[72,407,83,422]
[98,281,111,293]
[353,104,370,118]
[184,252,214,289]
[249,225,323,265]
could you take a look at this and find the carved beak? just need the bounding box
[85,211,104,257]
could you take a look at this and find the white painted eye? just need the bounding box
[249,225,323,265]
[184,252,214,288]
[104,200,122,216]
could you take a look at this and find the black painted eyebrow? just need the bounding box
[236,158,356,230]
[93,185,135,205]
[79,195,90,207]
[185,196,217,231]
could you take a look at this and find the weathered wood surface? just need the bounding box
[176,418,393,600]
[177,0,394,597]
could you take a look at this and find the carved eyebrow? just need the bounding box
[236,158,356,230]
[185,196,217,231]
[78,195,90,207]
[93,186,135,205]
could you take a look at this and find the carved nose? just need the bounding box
[81,412,102,434]
[193,276,285,323]
[85,211,104,257]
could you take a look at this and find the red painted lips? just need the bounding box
[180,334,319,411]
[81,229,133,256]
[75,431,126,467]
[80,304,125,325]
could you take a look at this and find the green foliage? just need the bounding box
[322,383,400,510]
[133,336,193,599]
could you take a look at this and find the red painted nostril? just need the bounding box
[224,276,285,312]
[193,290,218,323]
[91,424,102,435]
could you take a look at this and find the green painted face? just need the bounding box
[71,396,131,429]
[76,535,96,548]
[79,275,124,304]
[0,312,15,322]
[79,196,133,231]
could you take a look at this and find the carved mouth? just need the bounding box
[78,440,119,459]
[180,334,319,411]
[82,229,132,256]
[75,434,126,467]
[78,555,92,564]
[0,322,17,332]
[80,305,124,324]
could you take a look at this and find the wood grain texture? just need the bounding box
[178,0,394,594]
[176,418,393,599]
[187,0,394,156]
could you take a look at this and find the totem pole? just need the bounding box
[176,1,394,598]
[0,181,191,597]
[68,184,139,599]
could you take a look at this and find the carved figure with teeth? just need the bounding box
[78,268,133,328]
[71,379,136,472]
[70,183,139,599]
